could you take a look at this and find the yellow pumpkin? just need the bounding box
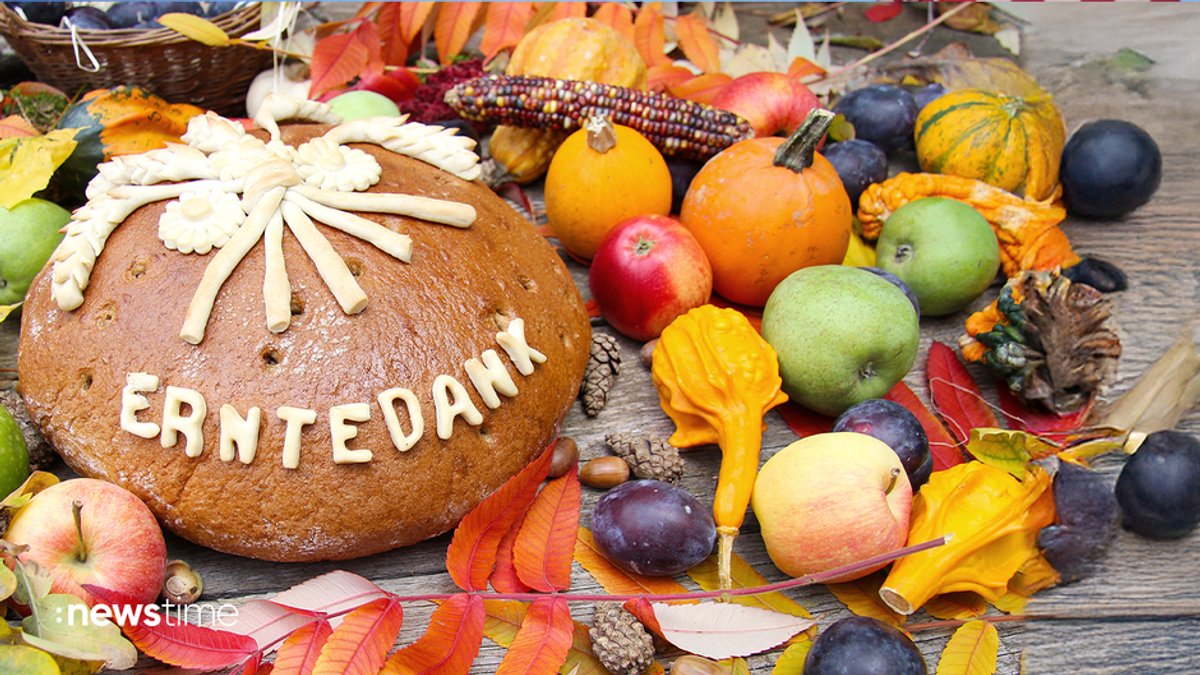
[914,88,1066,202]
[544,116,672,262]
[490,17,647,185]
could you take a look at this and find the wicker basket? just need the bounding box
[0,3,276,117]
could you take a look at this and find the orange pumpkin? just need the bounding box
[679,109,852,307]
[544,115,672,262]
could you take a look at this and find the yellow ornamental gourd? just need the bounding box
[544,116,672,262]
[914,88,1066,202]
[490,17,647,185]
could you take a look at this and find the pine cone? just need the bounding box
[606,432,684,483]
[589,602,655,675]
[1,388,56,472]
[581,333,622,417]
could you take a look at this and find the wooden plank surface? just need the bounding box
[3,4,1200,674]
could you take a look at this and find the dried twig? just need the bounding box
[821,1,981,81]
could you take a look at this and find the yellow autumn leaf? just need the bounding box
[827,571,905,627]
[688,553,813,618]
[0,130,78,209]
[967,428,1058,479]
[935,620,999,675]
[770,640,811,675]
[156,12,232,46]
[0,644,61,675]
[0,303,19,323]
[990,591,1027,615]
[923,592,987,621]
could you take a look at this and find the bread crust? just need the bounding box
[18,125,590,562]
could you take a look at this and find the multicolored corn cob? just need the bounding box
[444,74,754,161]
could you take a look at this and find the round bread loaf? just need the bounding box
[18,122,590,562]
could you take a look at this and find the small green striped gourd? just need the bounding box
[914,88,1066,202]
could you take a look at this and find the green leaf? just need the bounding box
[0,562,16,602]
[21,594,138,670]
[967,428,1056,478]
[1107,47,1154,73]
[156,12,231,46]
[0,644,61,675]
[11,558,53,608]
[0,129,78,208]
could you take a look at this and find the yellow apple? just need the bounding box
[751,432,912,583]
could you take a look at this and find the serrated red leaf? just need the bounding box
[435,2,484,65]
[272,619,333,675]
[864,0,904,23]
[310,32,371,99]
[884,381,965,471]
[382,594,486,675]
[514,462,581,592]
[927,341,1000,445]
[675,11,720,74]
[355,19,385,78]
[775,401,835,439]
[996,384,1093,440]
[373,3,409,66]
[83,585,259,670]
[621,598,665,638]
[492,508,533,594]
[667,72,732,104]
[312,597,404,675]
[480,3,535,66]
[633,6,672,67]
[446,444,555,591]
[590,3,634,43]
[495,596,573,675]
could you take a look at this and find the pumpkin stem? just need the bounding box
[773,108,836,173]
[585,114,618,154]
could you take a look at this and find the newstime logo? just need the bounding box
[57,598,240,628]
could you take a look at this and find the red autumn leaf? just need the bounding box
[382,594,486,675]
[996,384,1093,439]
[446,443,555,591]
[372,3,410,66]
[667,72,733,104]
[926,341,1000,445]
[864,0,904,23]
[435,2,484,65]
[574,527,690,596]
[775,401,835,439]
[312,596,404,675]
[884,381,965,471]
[787,56,827,80]
[83,585,259,670]
[355,19,386,78]
[590,2,634,43]
[514,462,581,592]
[647,64,700,94]
[622,598,665,638]
[0,114,38,139]
[496,596,573,675]
[480,3,536,66]
[674,10,720,74]
[272,619,333,675]
[491,508,533,594]
[310,32,371,99]
[633,6,672,67]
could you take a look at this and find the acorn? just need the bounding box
[162,560,204,604]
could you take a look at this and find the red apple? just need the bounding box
[751,432,912,583]
[4,478,167,607]
[588,215,713,342]
[710,71,821,138]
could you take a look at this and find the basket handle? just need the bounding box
[63,17,101,73]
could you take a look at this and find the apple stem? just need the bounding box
[717,527,737,591]
[72,499,88,563]
[772,108,836,174]
[885,467,901,495]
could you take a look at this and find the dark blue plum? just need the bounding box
[912,82,947,112]
[8,2,66,25]
[833,398,931,489]
[832,85,919,153]
[858,267,920,318]
[107,2,158,28]
[590,479,717,577]
[1060,119,1161,220]
[804,616,927,675]
[822,139,887,209]
[62,6,114,30]
[1115,430,1200,539]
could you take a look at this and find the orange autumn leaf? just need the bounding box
[513,462,581,593]
[309,31,371,99]
[927,340,1000,446]
[382,594,486,675]
[633,6,672,67]
[622,597,666,639]
[787,56,827,81]
[0,114,39,139]
[923,592,988,621]
[312,597,404,675]
[446,444,554,591]
[496,596,573,675]
[936,620,999,675]
[372,2,424,66]
[674,10,720,74]
[484,600,657,675]
[590,3,634,43]
[574,527,690,596]
[355,19,386,77]
[480,2,535,66]
[826,571,906,627]
[667,72,733,105]
[491,508,533,594]
[885,381,965,471]
[272,619,333,675]
[533,1,586,25]
[646,64,698,93]
[435,2,484,65]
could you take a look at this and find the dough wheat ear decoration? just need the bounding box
[48,95,482,345]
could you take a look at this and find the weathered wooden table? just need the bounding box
[3,4,1199,674]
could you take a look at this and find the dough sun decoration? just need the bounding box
[48,94,483,345]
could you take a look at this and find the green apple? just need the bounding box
[0,402,31,498]
[761,265,920,417]
[0,198,71,305]
[875,197,1001,317]
[327,90,402,121]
